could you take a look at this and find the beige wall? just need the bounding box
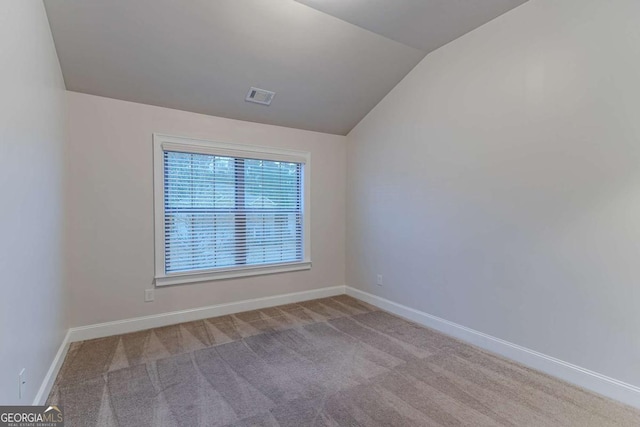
[347,0,640,387]
[0,1,67,404]
[66,92,346,327]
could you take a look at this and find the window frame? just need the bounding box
[153,133,311,286]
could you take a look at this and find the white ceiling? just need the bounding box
[296,0,528,53]
[44,0,527,135]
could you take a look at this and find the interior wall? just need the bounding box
[0,0,68,404]
[66,92,346,327]
[347,0,640,387]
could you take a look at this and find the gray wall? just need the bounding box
[347,0,640,387]
[0,1,68,404]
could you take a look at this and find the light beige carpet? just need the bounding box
[48,295,640,426]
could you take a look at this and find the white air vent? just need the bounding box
[245,87,275,105]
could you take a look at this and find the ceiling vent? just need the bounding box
[245,87,275,106]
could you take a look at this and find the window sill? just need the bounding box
[154,261,312,287]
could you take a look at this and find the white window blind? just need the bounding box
[163,151,304,274]
[154,134,311,286]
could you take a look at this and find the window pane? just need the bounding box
[163,151,303,274]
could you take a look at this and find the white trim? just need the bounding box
[33,330,71,405]
[68,286,345,342]
[345,287,640,410]
[156,261,312,287]
[155,133,310,164]
[152,133,312,285]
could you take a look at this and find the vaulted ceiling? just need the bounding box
[44,0,527,135]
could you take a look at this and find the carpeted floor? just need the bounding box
[48,295,640,426]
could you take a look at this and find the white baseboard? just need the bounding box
[68,286,346,342]
[346,286,640,410]
[33,330,71,405]
[36,285,639,410]
[34,286,344,405]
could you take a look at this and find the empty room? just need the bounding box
[2,0,640,425]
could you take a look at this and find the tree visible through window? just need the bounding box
[163,151,303,274]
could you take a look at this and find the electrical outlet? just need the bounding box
[18,368,25,399]
[144,289,155,302]
[376,274,383,286]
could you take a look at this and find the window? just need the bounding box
[153,134,311,286]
